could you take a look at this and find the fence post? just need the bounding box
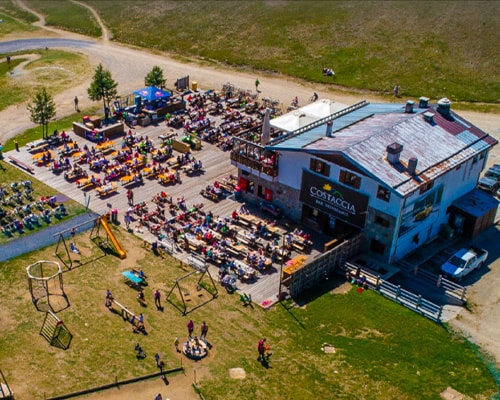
[416,295,422,309]
[437,275,442,288]
[461,287,467,301]
[396,285,401,299]
[375,275,380,289]
[437,306,443,322]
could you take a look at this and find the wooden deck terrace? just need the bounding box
[5,108,330,308]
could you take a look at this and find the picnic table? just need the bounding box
[120,175,134,185]
[234,260,257,282]
[95,183,118,197]
[122,270,146,288]
[96,140,114,151]
[27,140,49,153]
[158,173,176,185]
[77,175,101,189]
[238,214,256,226]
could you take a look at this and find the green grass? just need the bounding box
[25,0,101,37]
[3,105,99,151]
[82,0,500,104]
[0,161,86,244]
[0,229,496,399]
[0,5,39,38]
[0,49,90,112]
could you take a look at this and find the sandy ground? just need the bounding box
[2,3,500,398]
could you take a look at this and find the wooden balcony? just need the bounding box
[230,138,279,178]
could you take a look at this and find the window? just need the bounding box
[374,216,390,228]
[376,185,390,202]
[339,170,361,189]
[419,180,434,194]
[369,239,385,255]
[257,185,265,199]
[247,180,254,193]
[310,158,330,177]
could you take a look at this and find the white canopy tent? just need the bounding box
[270,99,346,133]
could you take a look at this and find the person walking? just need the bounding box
[393,84,400,97]
[126,189,134,206]
[174,337,180,353]
[200,321,208,338]
[187,320,194,336]
[154,289,161,309]
[154,393,162,400]
[74,95,79,111]
[124,212,131,229]
[154,353,160,367]
[257,338,266,361]
[255,78,260,92]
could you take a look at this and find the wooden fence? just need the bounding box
[281,233,363,297]
[397,259,467,303]
[342,262,443,322]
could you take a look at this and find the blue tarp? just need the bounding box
[133,86,171,102]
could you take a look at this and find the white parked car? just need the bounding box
[440,247,488,281]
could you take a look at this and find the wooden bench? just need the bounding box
[323,238,340,252]
[108,299,146,332]
[187,255,206,271]
[8,156,35,174]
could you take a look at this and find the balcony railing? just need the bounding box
[230,152,279,177]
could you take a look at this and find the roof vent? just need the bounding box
[423,111,435,123]
[387,142,403,164]
[437,98,451,118]
[405,100,414,113]
[325,120,333,137]
[419,97,429,108]
[407,157,418,175]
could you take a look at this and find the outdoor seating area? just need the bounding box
[6,81,322,303]
[0,180,69,238]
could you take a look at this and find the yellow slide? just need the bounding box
[100,215,127,259]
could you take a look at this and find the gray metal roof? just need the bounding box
[266,101,496,196]
[267,102,405,152]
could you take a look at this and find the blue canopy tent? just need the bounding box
[133,86,171,102]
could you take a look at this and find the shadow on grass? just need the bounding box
[280,273,348,330]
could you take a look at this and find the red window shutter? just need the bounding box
[264,188,273,201]
[238,177,248,190]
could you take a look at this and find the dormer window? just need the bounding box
[339,170,361,189]
[310,158,330,177]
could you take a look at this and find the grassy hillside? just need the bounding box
[82,0,500,103]
[0,228,496,399]
[25,0,102,37]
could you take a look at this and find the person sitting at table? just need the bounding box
[257,258,265,271]
[231,209,239,221]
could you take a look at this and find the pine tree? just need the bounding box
[145,65,166,88]
[27,88,56,140]
[87,63,118,116]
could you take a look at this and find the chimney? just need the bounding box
[261,108,271,145]
[387,142,403,164]
[437,98,451,118]
[419,96,429,108]
[325,120,333,137]
[405,100,414,113]
[423,111,435,123]
[407,157,418,175]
